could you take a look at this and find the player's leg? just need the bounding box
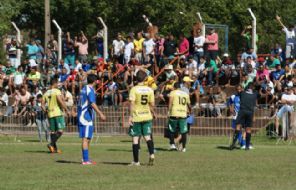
[130,122,141,165]
[142,121,155,165]
[79,125,95,164]
[179,118,188,152]
[47,117,57,153]
[245,112,254,150]
[230,121,242,150]
[54,116,66,152]
[168,118,177,150]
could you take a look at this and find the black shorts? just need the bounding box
[236,110,254,128]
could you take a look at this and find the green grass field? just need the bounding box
[0,135,296,190]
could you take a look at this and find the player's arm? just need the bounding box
[129,100,135,125]
[149,90,156,118]
[91,103,106,121]
[56,94,68,112]
[276,15,286,29]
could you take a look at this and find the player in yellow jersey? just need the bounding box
[128,70,155,166]
[42,77,68,153]
[168,82,191,152]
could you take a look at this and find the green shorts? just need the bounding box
[48,116,66,131]
[129,120,152,137]
[168,117,188,134]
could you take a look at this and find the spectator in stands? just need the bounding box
[267,54,281,70]
[218,53,233,85]
[187,55,198,77]
[34,94,50,142]
[164,64,177,81]
[276,15,296,59]
[0,88,8,110]
[6,38,20,69]
[205,28,219,60]
[241,25,253,50]
[191,74,204,108]
[27,66,41,91]
[115,76,129,106]
[241,48,257,61]
[10,66,25,91]
[58,59,70,75]
[163,34,177,59]
[159,75,175,104]
[134,31,145,63]
[63,32,76,67]
[75,31,88,64]
[177,33,189,59]
[259,82,276,106]
[255,64,269,87]
[124,36,135,64]
[103,78,117,107]
[213,86,227,116]
[241,72,253,89]
[143,33,155,69]
[154,34,165,69]
[47,34,58,64]
[26,39,39,61]
[271,64,285,91]
[112,33,125,64]
[205,57,218,85]
[193,29,205,64]
[275,86,296,135]
[35,40,45,71]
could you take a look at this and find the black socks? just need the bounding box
[181,133,187,149]
[146,140,154,155]
[132,144,139,163]
[246,132,251,149]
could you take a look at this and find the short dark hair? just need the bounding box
[173,82,181,89]
[50,76,58,85]
[87,74,98,84]
[37,94,43,99]
[136,70,147,83]
[246,82,254,90]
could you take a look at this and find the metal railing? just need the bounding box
[1,105,289,138]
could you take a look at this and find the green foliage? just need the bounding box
[2,0,296,58]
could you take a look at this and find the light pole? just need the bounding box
[97,17,108,61]
[11,22,21,65]
[247,8,257,53]
[52,19,62,61]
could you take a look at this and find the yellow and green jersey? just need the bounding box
[169,89,190,118]
[43,88,63,118]
[129,84,154,122]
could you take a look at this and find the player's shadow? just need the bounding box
[24,140,41,142]
[216,145,240,150]
[24,150,50,153]
[120,140,132,143]
[56,160,81,164]
[154,147,171,152]
[106,148,131,152]
[101,161,131,166]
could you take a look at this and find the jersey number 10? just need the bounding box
[179,97,186,105]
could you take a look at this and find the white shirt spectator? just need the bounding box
[193,36,205,53]
[283,27,296,45]
[112,40,125,56]
[75,62,82,71]
[13,72,25,86]
[0,91,8,106]
[143,39,155,55]
[282,93,296,102]
[124,42,134,57]
[187,59,198,72]
[29,59,37,67]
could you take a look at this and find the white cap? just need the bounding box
[223,53,229,57]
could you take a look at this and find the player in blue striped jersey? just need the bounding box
[78,74,106,165]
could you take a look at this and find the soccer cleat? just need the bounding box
[47,144,55,153]
[148,156,154,166]
[54,149,62,154]
[249,145,254,150]
[82,161,97,165]
[240,145,246,150]
[181,148,186,153]
[169,144,177,150]
[128,161,140,166]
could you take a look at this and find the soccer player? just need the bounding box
[78,74,106,165]
[128,70,155,166]
[168,82,191,152]
[42,77,68,153]
[228,85,246,149]
[230,83,257,150]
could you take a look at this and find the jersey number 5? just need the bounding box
[141,95,148,105]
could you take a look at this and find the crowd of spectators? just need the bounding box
[0,20,295,135]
